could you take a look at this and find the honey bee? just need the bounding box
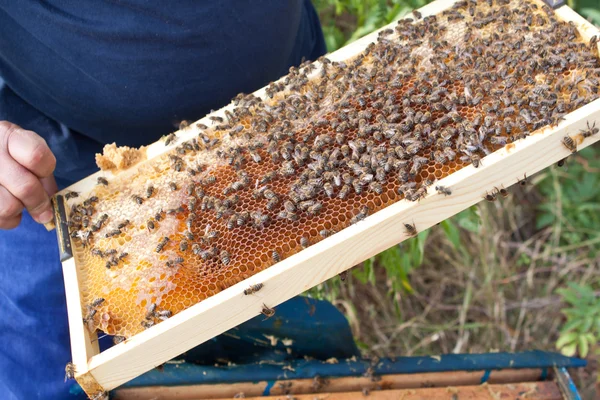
[412,9,422,19]
[90,298,105,308]
[105,229,121,238]
[351,206,369,224]
[300,236,310,248]
[562,135,577,153]
[64,362,76,381]
[156,237,169,253]
[97,177,108,186]
[168,182,178,191]
[117,220,130,230]
[164,133,176,146]
[320,229,334,238]
[132,195,144,205]
[261,304,276,319]
[484,190,497,202]
[580,121,598,138]
[272,250,281,263]
[220,250,231,265]
[141,320,155,329]
[435,186,452,196]
[517,173,529,186]
[404,222,417,237]
[157,310,172,320]
[209,116,224,124]
[112,336,126,345]
[244,283,264,295]
[65,191,79,200]
[166,256,184,267]
[91,248,104,258]
[145,185,155,198]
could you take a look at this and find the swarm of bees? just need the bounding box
[63,0,599,338]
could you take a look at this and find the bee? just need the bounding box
[320,229,334,238]
[166,257,184,267]
[206,230,219,241]
[118,252,128,261]
[90,391,109,400]
[168,182,178,191]
[90,298,105,308]
[307,202,323,216]
[65,191,79,200]
[272,250,281,263]
[404,222,417,237]
[209,116,224,124]
[220,250,231,265]
[496,186,509,198]
[164,133,176,146]
[156,237,169,253]
[132,195,144,205]
[64,362,76,381]
[91,248,104,258]
[141,320,155,329]
[368,181,383,195]
[244,283,264,295]
[261,304,276,319]
[300,236,310,248]
[113,336,126,345]
[97,177,108,186]
[580,121,598,138]
[157,310,172,320]
[146,185,155,198]
[192,243,202,255]
[105,229,121,238]
[338,184,351,200]
[351,206,369,224]
[117,220,130,229]
[412,9,422,19]
[435,186,452,196]
[204,175,216,185]
[484,190,497,202]
[562,136,577,153]
[517,173,529,186]
[179,240,188,252]
[83,308,97,323]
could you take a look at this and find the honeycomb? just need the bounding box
[66,0,600,338]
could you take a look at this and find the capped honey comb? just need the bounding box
[66,0,600,338]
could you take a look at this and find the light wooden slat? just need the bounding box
[117,382,563,400]
[112,368,546,400]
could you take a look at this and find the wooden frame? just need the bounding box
[49,0,600,396]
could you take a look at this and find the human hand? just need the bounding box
[0,121,57,229]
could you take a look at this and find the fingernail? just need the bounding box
[37,210,54,224]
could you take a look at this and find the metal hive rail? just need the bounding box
[51,0,600,396]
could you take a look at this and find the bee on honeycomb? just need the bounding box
[63,0,600,338]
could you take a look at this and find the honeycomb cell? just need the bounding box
[68,0,600,338]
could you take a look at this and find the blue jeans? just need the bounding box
[0,212,83,399]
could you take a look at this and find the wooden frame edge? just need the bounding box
[56,0,600,394]
[83,99,600,391]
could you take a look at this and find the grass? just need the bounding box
[309,1,600,397]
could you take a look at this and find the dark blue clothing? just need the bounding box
[0,1,325,399]
[0,0,325,186]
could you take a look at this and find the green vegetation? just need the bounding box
[310,0,600,395]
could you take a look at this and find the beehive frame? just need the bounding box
[48,0,600,396]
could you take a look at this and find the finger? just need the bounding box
[3,123,56,178]
[41,175,58,196]
[0,185,24,229]
[0,158,53,223]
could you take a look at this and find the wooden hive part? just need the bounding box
[66,0,600,338]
